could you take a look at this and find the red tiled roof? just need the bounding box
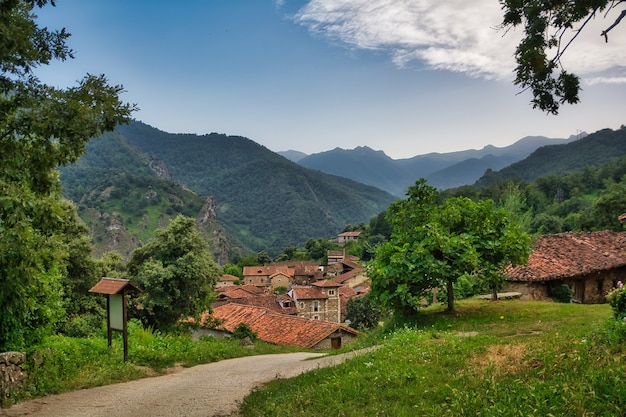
[220,274,239,282]
[89,278,142,295]
[218,295,298,314]
[218,285,266,298]
[338,231,361,237]
[206,303,358,348]
[507,231,626,282]
[332,268,365,284]
[312,279,341,288]
[291,286,328,300]
[242,265,294,277]
[338,286,357,298]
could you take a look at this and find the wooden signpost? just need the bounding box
[89,278,142,362]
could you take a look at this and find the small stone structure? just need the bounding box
[0,352,26,401]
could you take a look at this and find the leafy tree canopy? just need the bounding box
[500,0,624,114]
[369,179,530,315]
[127,216,220,331]
[0,0,134,350]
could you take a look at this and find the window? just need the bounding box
[299,302,305,309]
[313,315,319,320]
[313,301,319,312]
[328,289,335,296]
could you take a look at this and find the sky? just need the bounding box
[34,0,626,159]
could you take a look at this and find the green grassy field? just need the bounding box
[240,299,626,417]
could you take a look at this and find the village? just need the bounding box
[202,229,626,350]
[205,231,367,349]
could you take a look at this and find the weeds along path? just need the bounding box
[2,349,375,417]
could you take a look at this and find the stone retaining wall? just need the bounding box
[0,352,26,401]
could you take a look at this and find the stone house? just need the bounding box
[506,231,626,303]
[242,265,294,287]
[289,281,344,324]
[337,231,361,245]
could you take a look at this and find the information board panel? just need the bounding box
[109,293,124,331]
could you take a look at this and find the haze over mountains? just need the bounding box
[280,134,583,195]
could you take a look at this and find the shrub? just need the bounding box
[553,284,572,303]
[607,281,626,319]
[232,323,257,341]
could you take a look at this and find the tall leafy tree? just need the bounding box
[127,216,220,331]
[369,179,530,315]
[0,0,134,350]
[500,0,624,114]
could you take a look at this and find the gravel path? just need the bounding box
[1,349,373,417]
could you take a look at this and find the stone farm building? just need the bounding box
[506,231,626,303]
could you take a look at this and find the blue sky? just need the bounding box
[35,1,626,159]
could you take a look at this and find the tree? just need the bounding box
[127,216,220,331]
[345,295,385,331]
[500,0,625,114]
[0,1,134,350]
[369,179,530,315]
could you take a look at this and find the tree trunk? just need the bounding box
[492,287,499,301]
[447,280,454,311]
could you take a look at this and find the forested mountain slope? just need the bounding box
[61,121,397,257]
[475,127,626,187]
[59,131,232,262]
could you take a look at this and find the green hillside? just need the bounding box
[61,121,397,258]
[59,131,235,263]
[475,127,626,187]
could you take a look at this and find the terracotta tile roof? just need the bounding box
[242,265,294,277]
[206,303,358,348]
[214,295,298,314]
[507,231,626,282]
[89,278,142,295]
[332,268,363,284]
[338,286,357,298]
[338,231,361,237]
[312,279,341,288]
[220,274,239,282]
[291,286,328,300]
[342,259,363,270]
[218,285,266,298]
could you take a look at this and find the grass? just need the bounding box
[13,320,299,404]
[240,298,626,416]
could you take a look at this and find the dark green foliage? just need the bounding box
[345,296,384,330]
[500,0,615,113]
[127,216,221,331]
[369,179,530,313]
[553,284,573,303]
[0,1,134,350]
[232,323,257,341]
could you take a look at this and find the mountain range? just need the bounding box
[60,121,626,263]
[60,121,396,260]
[281,134,582,195]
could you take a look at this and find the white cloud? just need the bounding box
[294,0,626,83]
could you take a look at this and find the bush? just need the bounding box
[553,284,572,303]
[607,281,626,319]
[232,323,257,341]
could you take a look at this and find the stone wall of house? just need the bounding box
[0,352,26,401]
[506,270,623,304]
[311,330,357,350]
[504,281,550,301]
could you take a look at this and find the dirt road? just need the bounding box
[1,350,372,417]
